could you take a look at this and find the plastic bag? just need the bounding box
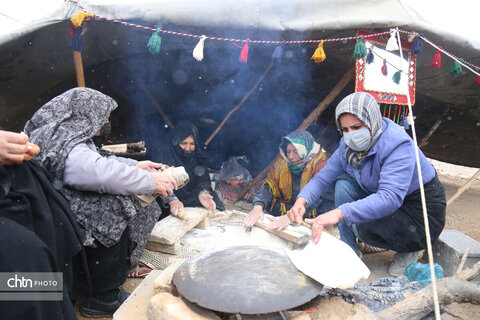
[404,262,444,286]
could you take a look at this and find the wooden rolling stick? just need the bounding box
[176,210,189,221]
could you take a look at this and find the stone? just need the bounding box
[113,270,163,320]
[153,261,182,294]
[147,292,220,320]
[146,241,181,255]
[310,296,375,320]
[433,229,480,277]
[149,207,209,245]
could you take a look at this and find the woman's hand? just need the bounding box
[136,160,164,172]
[287,197,307,225]
[305,208,344,244]
[266,214,291,231]
[151,171,177,196]
[244,205,264,228]
[199,191,216,213]
[0,131,40,165]
[169,199,184,216]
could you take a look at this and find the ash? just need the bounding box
[323,276,422,312]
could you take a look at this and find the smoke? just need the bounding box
[108,23,341,172]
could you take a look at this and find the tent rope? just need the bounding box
[395,27,441,320]
[69,0,480,78]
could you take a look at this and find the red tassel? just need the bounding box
[381,59,388,76]
[239,38,250,63]
[477,75,480,86]
[69,26,75,37]
[430,48,442,68]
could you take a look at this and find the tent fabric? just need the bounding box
[2,1,479,49]
[0,0,479,167]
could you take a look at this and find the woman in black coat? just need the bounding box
[154,121,224,215]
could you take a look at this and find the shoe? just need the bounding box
[357,241,387,254]
[80,289,130,318]
[127,265,152,278]
[388,250,424,277]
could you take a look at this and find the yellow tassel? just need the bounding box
[71,12,95,27]
[311,40,326,63]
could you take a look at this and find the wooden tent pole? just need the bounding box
[297,66,355,130]
[447,169,480,206]
[315,116,336,142]
[73,51,86,87]
[137,78,175,129]
[236,66,355,201]
[419,105,450,148]
[204,62,275,146]
[125,65,175,129]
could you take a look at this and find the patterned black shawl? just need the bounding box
[24,88,160,267]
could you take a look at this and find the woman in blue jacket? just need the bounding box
[288,92,446,276]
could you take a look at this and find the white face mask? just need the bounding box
[343,127,372,152]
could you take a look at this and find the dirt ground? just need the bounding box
[441,174,480,242]
[76,164,480,320]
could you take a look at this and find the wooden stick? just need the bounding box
[236,66,355,201]
[204,62,274,146]
[447,169,480,206]
[418,105,450,148]
[297,66,355,130]
[101,141,145,153]
[315,116,335,142]
[455,260,480,281]
[72,51,85,87]
[456,248,470,274]
[443,306,469,320]
[120,61,175,129]
[232,210,309,245]
[136,76,175,129]
[377,276,480,320]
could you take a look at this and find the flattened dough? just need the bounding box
[286,231,370,289]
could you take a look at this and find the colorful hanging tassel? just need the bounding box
[411,34,423,55]
[271,41,285,64]
[69,26,75,37]
[239,39,250,63]
[193,35,206,61]
[311,40,326,63]
[430,49,442,68]
[381,59,388,76]
[70,12,95,27]
[477,74,480,86]
[69,27,85,52]
[147,30,162,54]
[352,36,367,59]
[392,70,401,84]
[449,59,463,77]
[366,48,374,64]
[386,30,399,51]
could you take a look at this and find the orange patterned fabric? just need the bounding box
[263,151,328,215]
